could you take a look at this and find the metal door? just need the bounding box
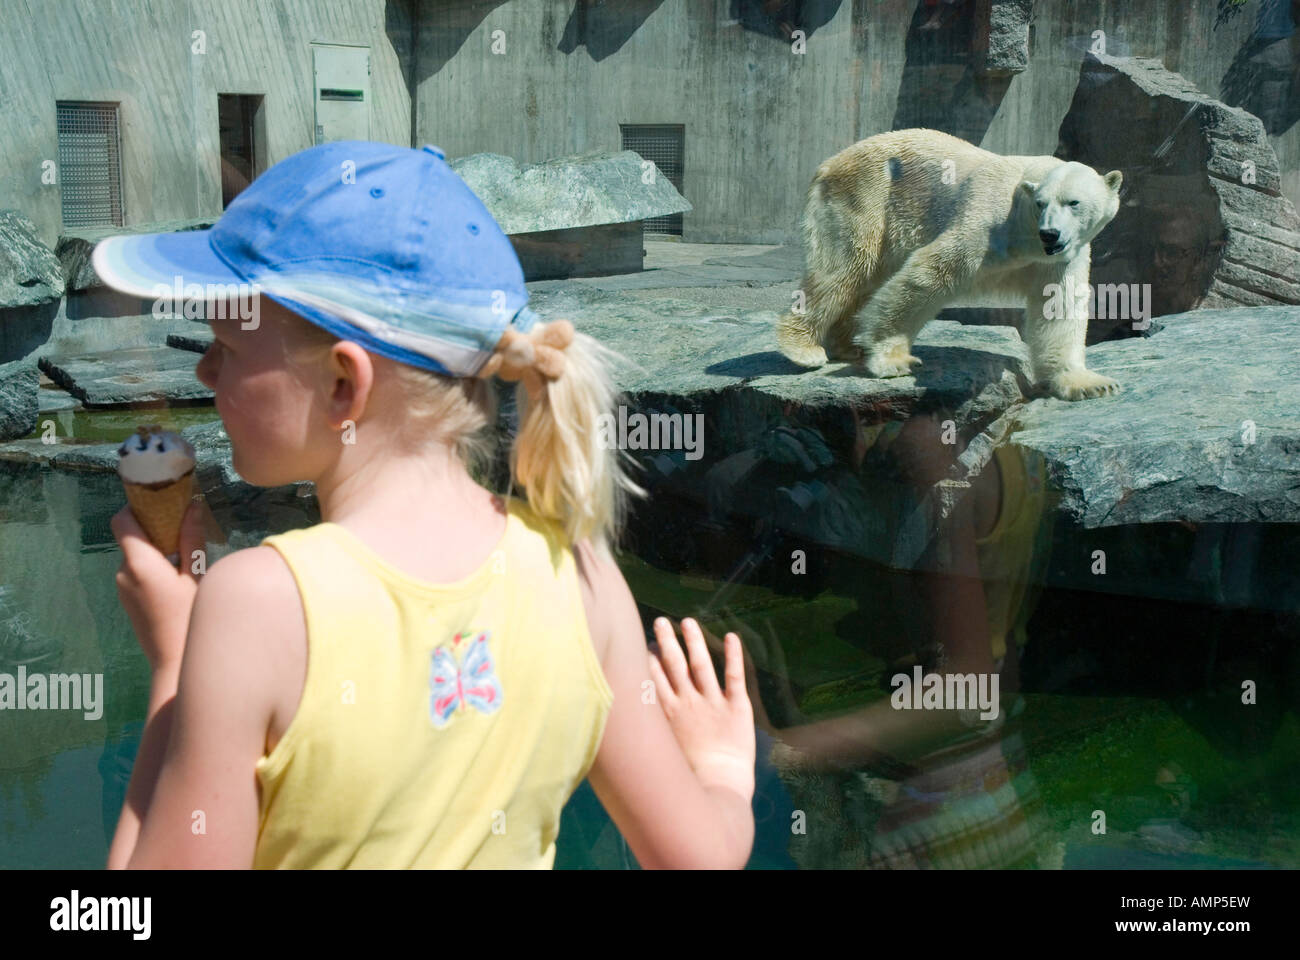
[312,43,371,144]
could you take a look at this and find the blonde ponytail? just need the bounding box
[509,330,645,554]
[279,304,643,552]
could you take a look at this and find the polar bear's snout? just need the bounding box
[1035,198,1079,255]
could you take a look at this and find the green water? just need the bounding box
[2,409,1297,869]
[24,403,223,446]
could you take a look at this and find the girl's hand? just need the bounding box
[695,615,806,735]
[648,617,755,802]
[111,498,208,671]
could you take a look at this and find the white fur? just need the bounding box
[775,129,1124,401]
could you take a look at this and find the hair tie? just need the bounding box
[478,320,575,400]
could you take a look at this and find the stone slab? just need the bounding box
[529,285,1030,431]
[450,150,691,235]
[37,346,213,408]
[1008,306,1300,526]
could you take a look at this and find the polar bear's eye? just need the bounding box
[1068,200,1080,207]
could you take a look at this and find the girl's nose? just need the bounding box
[195,343,219,388]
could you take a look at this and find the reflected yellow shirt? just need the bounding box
[251,496,613,869]
[973,444,1050,661]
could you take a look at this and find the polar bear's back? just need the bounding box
[809,128,1062,261]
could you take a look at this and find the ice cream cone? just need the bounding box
[122,469,195,558]
[116,425,199,562]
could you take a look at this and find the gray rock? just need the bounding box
[531,285,1030,434]
[0,210,64,308]
[36,389,81,414]
[166,331,213,354]
[1008,306,1300,526]
[0,360,39,442]
[1058,53,1300,340]
[974,0,1032,77]
[450,151,691,235]
[56,217,218,292]
[37,345,213,407]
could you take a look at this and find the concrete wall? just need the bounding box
[414,0,1298,243]
[0,0,412,247]
[2,0,1294,248]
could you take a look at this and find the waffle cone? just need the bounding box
[122,469,195,558]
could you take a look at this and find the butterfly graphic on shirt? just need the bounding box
[428,630,503,729]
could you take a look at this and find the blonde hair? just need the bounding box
[281,310,645,555]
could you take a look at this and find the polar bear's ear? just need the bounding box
[1019,180,1038,199]
[1104,170,1123,193]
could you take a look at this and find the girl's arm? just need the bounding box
[575,541,755,869]
[108,547,291,869]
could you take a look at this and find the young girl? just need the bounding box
[94,140,756,869]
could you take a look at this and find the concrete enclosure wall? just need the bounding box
[0,0,413,247]
[412,0,1299,243]
[2,0,1297,246]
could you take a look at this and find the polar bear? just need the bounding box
[775,128,1124,401]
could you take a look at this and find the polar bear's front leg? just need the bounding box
[1024,259,1121,401]
[862,241,980,379]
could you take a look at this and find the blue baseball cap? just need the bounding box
[91,141,538,377]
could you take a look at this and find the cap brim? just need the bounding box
[92,230,247,299]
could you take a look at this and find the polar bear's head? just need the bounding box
[1019,162,1123,259]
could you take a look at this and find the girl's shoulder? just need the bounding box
[502,494,576,554]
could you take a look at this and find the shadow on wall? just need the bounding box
[0,302,58,364]
[1218,0,1300,135]
[890,0,1010,144]
[726,0,843,41]
[385,0,678,79]
[386,0,515,87]
[559,0,669,60]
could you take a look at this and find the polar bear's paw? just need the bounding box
[866,344,922,379]
[776,322,829,368]
[824,341,866,364]
[1049,368,1121,401]
[778,339,829,368]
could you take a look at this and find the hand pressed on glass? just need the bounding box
[647,617,755,802]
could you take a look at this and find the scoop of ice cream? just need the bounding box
[116,425,196,485]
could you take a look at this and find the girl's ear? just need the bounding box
[327,341,374,426]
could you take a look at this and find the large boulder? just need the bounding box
[1008,306,1300,527]
[0,360,39,442]
[1057,52,1300,340]
[0,210,64,308]
[449,150,691,235]
[56,217,218,292]
[451,151,693,280]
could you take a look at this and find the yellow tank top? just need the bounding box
[250,495,614,869]
[973,444,1050,662]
